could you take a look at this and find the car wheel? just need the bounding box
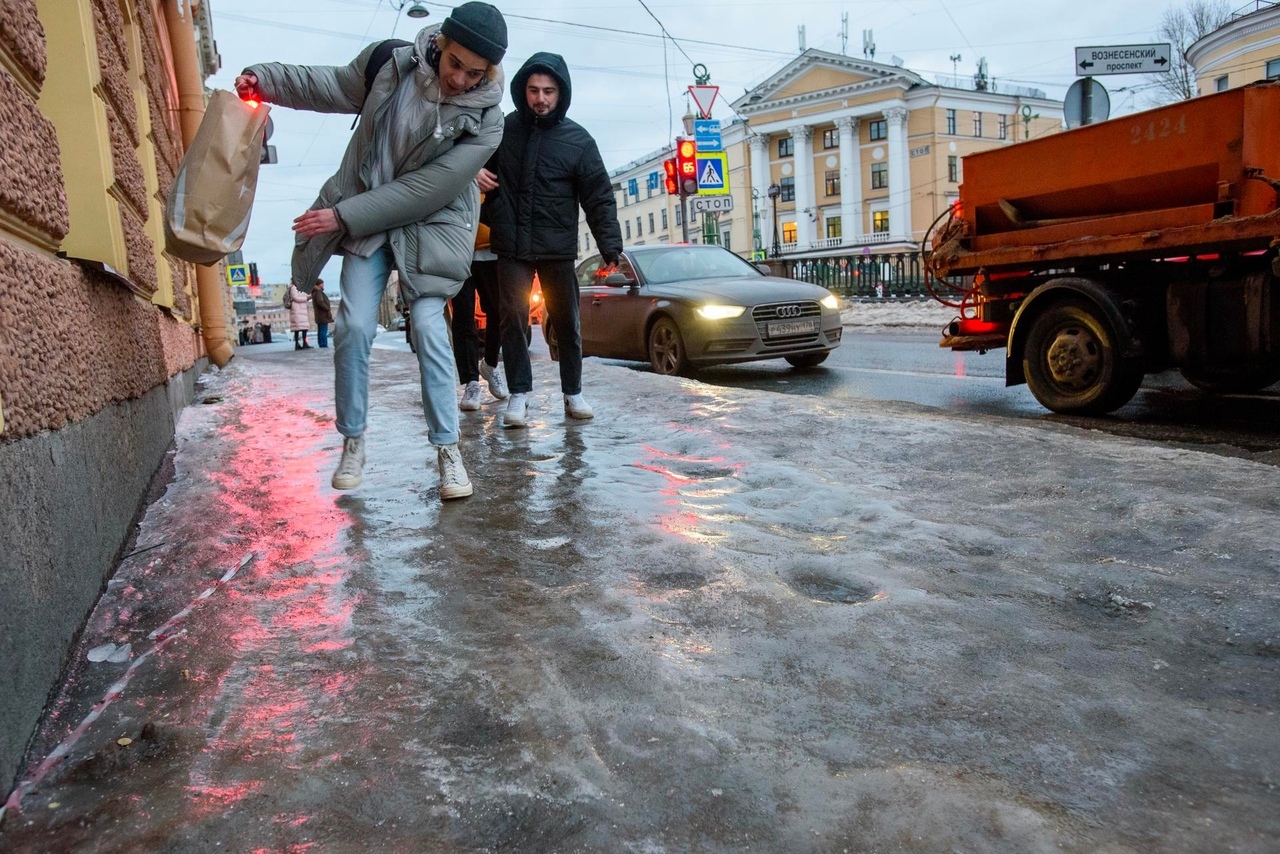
[648,317,689,376]
[542,320,559,361]
[1022,300,1142,414]
[785,352,829,369]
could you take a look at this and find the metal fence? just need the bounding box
[776,252,929,300]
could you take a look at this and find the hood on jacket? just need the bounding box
[412,23,505,111]
[511,52,571,127]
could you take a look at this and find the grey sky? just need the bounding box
[207,0,1190,284]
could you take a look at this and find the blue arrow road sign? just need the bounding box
[694,119,722,152]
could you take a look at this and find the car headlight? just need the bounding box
[820,293,840,310]
[696,304,746,320]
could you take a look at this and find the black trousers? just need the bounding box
[497,257,581,396]
[450,259,500,384]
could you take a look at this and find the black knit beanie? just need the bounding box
[441,2,507,65]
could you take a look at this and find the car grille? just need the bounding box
[751,301,823,347]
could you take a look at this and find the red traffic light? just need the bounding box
[662,158,678,195]
[675,138,698,196]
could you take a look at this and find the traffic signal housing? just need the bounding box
[675,138,698,196]
[663,158,678,195]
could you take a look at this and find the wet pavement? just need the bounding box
[3,335,1278,852]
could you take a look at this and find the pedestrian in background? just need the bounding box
[452,203,507,411]
[478,52,622,428]
[235,2,508,498]
[288,282,312,350]
[312,279,333,348]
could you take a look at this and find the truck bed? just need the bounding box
[930,82,1280,277]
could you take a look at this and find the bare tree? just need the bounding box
[1151,0,1233,102]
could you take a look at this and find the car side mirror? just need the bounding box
[754,263,771,275]
[604,272,634,287]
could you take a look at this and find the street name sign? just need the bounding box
[695,152,730,195]
[689,195,734,215]
[1074,43,1171,76]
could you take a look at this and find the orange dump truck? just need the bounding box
[926,81,1280,414]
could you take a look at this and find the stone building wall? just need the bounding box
[0,0,208,792]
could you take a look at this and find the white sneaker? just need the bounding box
[331,435,366,490]
[564,393,594,420]
[459,381,482,411]
[502,392,528,428]
[437,443,473,500]
[479,359,509,400]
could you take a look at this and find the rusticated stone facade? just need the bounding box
[0,58,69,240]
[1,0,210,793]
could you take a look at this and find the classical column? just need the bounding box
[789,124,815,248]
[748,134,772,255]
[836,116,861,244]
[884,106,911,242]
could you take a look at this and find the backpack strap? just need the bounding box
[351,38,412,129]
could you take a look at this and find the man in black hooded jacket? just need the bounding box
[478,52,623,428]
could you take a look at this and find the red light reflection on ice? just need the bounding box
[182,386,368,812]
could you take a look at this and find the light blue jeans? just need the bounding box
[334,246,458,446]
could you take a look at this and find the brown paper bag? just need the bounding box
[164,90,270,265]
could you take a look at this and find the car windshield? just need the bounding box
[632,247,763,285]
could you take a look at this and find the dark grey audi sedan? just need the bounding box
[546,244,844,375]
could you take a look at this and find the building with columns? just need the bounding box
[1187,1,1280,96]
[580,50,1063,265]
[732,49,1062,259]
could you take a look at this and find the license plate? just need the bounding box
[766,318,818,338]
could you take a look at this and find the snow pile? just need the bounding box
[840,299,959,329]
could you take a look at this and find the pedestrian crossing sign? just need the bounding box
[695,152,729,195]
[226,264,249,286]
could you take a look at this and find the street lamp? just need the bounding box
[682,108,696,137]
[767,183,781,257]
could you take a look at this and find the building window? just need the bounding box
[1266,58,1280,80]
[585,233,592,249]
[948,156,959,183]
[1215,75,1229,91]
[872,211,889,233]
[621,191,628,207]
[721,228,732,251]
[973,112,983,137]
[822,128,838,149]
[778,136,794,157]
[636,216,642,236]
[780,176,795,202]
[945,108,956,135]
[625,220,631,239]
[824,170,840,196]
[661,208,668,230]
[868,119,887,141]
[782,222,797,244]
[998,115,1007,139]
[648,212,655,234]
[871,163,888,190]
[675,206,683,226]
[826,216,842,239]
[577,235,581,252]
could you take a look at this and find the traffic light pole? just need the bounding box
[680,191,690,243]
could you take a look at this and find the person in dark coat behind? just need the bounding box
[312,279,334,348]
[477,52,622,429]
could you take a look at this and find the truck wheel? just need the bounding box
[1023,300,1142,414]
[1180,365,1280,394]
